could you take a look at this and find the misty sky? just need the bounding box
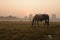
[0,0,60,18]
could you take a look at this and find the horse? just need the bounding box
[32,14,49,27]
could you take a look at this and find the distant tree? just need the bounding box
[8,15,13,18]
[0,16,4,18]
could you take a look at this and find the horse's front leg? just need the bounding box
[32,20,36,27]
[34,20,37,27]
[32,19,35,27]
[37,21,39,27]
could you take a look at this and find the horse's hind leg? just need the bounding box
[46,18,49,27]
[44,20,47,27]
[47,17,49,27]
[47,20,49,27]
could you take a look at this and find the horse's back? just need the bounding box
[42,14,49,19]
[33,14,49,21]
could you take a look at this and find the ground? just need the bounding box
[0,21,60,40]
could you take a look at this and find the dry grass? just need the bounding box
[0,21,60,40]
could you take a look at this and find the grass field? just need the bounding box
[0,21,60,40]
